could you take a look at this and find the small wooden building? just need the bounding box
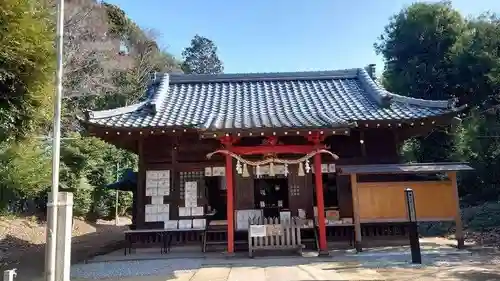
[82,66,472,254]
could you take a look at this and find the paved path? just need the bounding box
[71,249,500,281]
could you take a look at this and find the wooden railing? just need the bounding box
[248,217,304,258]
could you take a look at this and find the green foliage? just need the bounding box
[59,133,137,219]
[463,202,500,230]
[0,0,55,143]
[375,1,465,100]
[181,35,224,74]
[449,14,500,110]
[71,177,93,217]
[0,139,51,202]
[103,2,129,37]
[380,2,500,205]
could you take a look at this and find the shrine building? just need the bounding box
[82,65,473,254]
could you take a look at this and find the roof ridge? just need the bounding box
[168,68,359,83]
[84,101,148,120]
[356,68,456,109]
[147,73,170,112]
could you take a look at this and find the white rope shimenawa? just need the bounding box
[206,149,339,177]
[206,149,338,165]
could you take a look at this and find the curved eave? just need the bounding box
[80,105,465,139]
[356,68,455,109]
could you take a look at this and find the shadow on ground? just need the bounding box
[0,221,127,281]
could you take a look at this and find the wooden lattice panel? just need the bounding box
[179,171,204,201]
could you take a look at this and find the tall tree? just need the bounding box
[181,35,224,74]
[375,1,465,162]
[449,15,500,203]
[377,2,500,203]
[0,0,55,143]
[375,1,465,101]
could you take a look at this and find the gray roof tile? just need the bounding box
[84,68,459,130]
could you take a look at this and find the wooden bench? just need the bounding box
[248,217,304,258]
[165,227,206,253]
[124,227,207,255]
[123,229,167,256]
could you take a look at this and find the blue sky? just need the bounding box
[105,0,499,74]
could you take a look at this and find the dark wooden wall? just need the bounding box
[135,128,401,228]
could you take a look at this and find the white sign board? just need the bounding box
[250,225,266,237]
[236,209,263,230]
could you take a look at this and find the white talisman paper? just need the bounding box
[328,164,336,173]
[151,196,163,205]
[145,204,157,214]
[204,167,212,177]
[164,220,178,230]
[192,218,206,229]
[250,225,266,237]
[157,204,169,213]
[184,181,198,207]
[280,211,291,223]
[157,170,170,195]
[212,166,225,176]
[178,207,191,217]
[178,219,192,229]
[191,206,204,216]
[157,170,170,180]
[146,170,159,189]
[145,214,158,222]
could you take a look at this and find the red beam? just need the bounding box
[228,144,325,155]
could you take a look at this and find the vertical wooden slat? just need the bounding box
[137,138,146,228]
[171,143,179,219]
[235,162,255,209]
[449,171,464,248]
[351,173,362,252]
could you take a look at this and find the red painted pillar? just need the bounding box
[225,154,234,253]
[314,153,327,253]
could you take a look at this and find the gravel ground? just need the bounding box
[72,259,203,280]
[70,245,500,280]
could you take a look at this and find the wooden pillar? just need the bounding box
[171,142,179,219]
[350,173,362,252]
[313,154,327,253]
[449,171,464,248]
[137,138,145,228]
[225,154,235,253]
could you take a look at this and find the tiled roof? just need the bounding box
[83,68,460,130]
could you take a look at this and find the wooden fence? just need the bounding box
[248,216,303,258]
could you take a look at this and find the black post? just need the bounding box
[405,188,422,264]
